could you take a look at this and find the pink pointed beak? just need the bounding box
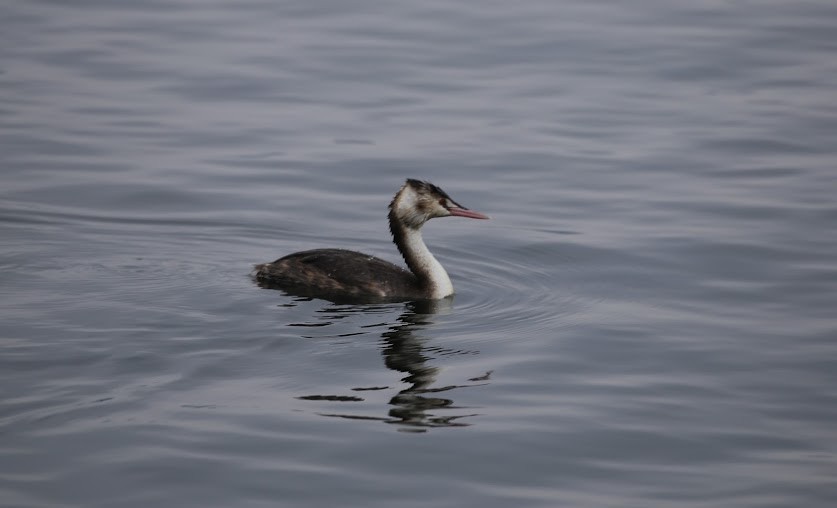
[448,207,490,220]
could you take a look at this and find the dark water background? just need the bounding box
[2,1,836,507]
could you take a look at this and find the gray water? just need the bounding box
[2,1,837,507]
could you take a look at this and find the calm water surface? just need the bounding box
[2,1,837,507]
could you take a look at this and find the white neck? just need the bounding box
[400,226,454,298]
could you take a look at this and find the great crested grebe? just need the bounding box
[255,179,489,300]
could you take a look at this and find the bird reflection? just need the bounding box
[291,298,490,432]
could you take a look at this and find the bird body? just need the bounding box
[255,179,488,301]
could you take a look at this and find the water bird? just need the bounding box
[255,179,489,300]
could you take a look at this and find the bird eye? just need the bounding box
[439,198,447,207]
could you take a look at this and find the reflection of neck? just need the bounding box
[389,211,453,298]
[382,313,439,391]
